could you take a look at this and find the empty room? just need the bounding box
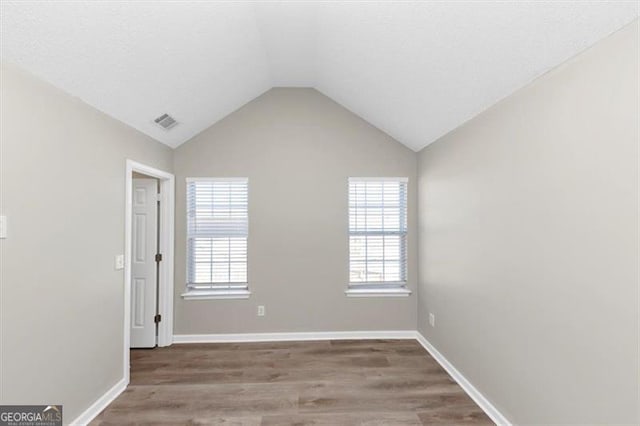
[0,1,638,425]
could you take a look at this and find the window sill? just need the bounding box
[345,287,412,297]
[181,289,251,300]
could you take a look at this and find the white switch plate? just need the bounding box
[115,254,125,270]
[257,305,265,316]
[0,215,7,239]
[429,313,436,327]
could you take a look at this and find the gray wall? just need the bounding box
[173,88,417,334]
[417,20,639,424]
[0,62,173,422]
[2,19,637,425]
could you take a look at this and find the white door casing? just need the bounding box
[124,160,174,384]
[130,178,158,348]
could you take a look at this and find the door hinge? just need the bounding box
[154,314,161,323]
[155,253,162,262]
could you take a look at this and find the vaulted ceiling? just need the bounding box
[1,1,637,151]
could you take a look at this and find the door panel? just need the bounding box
[130,178,158,348]
[133,278,145,327]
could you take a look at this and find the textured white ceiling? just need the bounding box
[1,1,638,150]
[314,2,638,151]
[0,1,272,147]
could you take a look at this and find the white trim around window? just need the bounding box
[182,289,251,300]
[345,287,411,297]
[182,177,250,300]
[347,177,410,297]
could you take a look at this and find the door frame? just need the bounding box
[124,159,174,383]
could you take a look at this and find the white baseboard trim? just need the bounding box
[415,332,511,426]
[173,330,416,343]
[69,377,127,426]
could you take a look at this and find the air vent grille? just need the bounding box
[154,113,178,130]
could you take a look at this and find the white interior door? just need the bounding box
[130,178,158,348]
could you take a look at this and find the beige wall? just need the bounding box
[173,88,417,334]
[417,20,639,424]
[0,62,173,422]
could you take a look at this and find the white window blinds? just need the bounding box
[186,178,248,290]
[349,178,408,287]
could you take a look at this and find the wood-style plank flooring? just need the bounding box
[93,339,492,425]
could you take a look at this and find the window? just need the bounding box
[184,178,249,299]
[348,177,410,296]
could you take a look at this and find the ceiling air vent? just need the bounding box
[154,113,178,130]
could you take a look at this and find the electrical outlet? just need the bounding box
[0,215,7,239]
[257,305,265,317]
[115,254,125,270]
[429,313,436,327]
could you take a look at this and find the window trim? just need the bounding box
[183,177,250,300]
[181,289,251,300]
[345,287,411,297]
[347,177,410,297]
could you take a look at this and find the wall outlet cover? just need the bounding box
[0,215,7,239]
[115,254,125,270]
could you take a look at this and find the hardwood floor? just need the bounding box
[93,339,492,425]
